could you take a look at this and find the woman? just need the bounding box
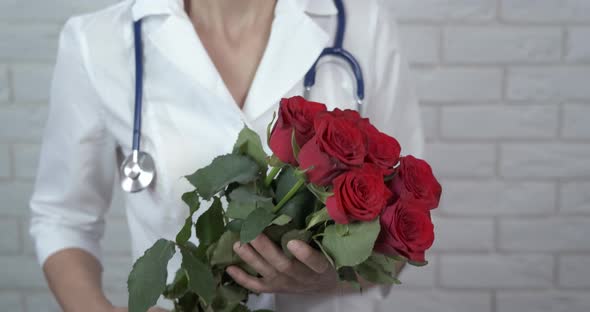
[29,0,424,311]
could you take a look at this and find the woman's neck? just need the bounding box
[185,0,275,39]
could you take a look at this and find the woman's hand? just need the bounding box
[227,234,340,294]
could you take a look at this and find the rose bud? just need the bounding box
[269,96,327,165]
[359,120,401,175]
[391,155,442,210]
[298,110,367,186]
[326,164,392,224]
[374,199,435,263]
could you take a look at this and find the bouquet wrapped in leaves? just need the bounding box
[127,96,442,312]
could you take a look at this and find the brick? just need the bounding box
[559,255,590,288]
[500,217,590,252]
[497,291,590,312]
[0,106,48,141]
[426,143,495,177]
[507,67,590,100]
[375,290,491,312]
[420,106,438,140]
[562,104,590,139]
[0,182,34,216]
[440,255,553,288]
[441,105,558,139]
[0,65,9,103]
[0,144,10,178]
[0,25,59,61]
[415,68,502,102]
[502,0,590,22]
[441,180,555,216]
[12,65,53,103]
[13,144,41,179]
[560,181,590,214]
[399,26,439,64]
[445,27,562,64]
[388,0,495,22]
[431,217,494,251]
[0,292,23,312]
[567,27,590,62]
[103,219,131,256]
[0,219,20,254]
[501,144,590,178]
[397,255,437,287]
[0,0,119,22]
[24,292,60,312]
[0,256,47,288]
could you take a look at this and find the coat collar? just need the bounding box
[131,0,338,21]
[130,0,332,121]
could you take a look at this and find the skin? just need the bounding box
[43,0,403,311]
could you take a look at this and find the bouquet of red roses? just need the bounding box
[127,96,442,312]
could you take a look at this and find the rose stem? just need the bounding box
[272,178,305,213]
[264,166,282,188]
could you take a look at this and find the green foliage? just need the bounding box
[226,186,273,220]
[163,269,189,300]
[209,231,241,267]
[240,207,276,243]
[196,197,225,246]
[355,254,401,285]
[176,192,201,244]
[128,239,176,312]
[321,219,381,268]
[232,126,268,170]
[186,154,260,200]
[280,229,312,258]
[305,207,331,230]
[180,246,216,305]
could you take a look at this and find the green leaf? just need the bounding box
[263,223,297,243]
[321,219,381,268]
[306,207,331,230]
[240,207,276,243]
[306,183,333,204]
[219,284,248,305]
[176,192,201,244]
[180,246,216,304]
[266,110,277,146]
[280,229,312,258]
[355,256,400,285]
[163,269,189,300]
[267,154,285,168]
[196,197,225,246]
[210,231,241,267]
[233,126,268,170]
[186,154,260,200]
[277,191,314,229]
[226,219,243,233]
[227,186,274,220]
[128,239,176,312]
[291,128,301,160]
[337,267,361,291]
[335,224,349,236]
[272,214,292,226]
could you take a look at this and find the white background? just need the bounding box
[1,0,589,311]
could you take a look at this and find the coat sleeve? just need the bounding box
[362,7,425,159]
[29,17,117,266]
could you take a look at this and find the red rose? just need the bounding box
[374,199,434,263]
[391,155,442,210]
[269,96,327,165]
[326,164,392,224]
[298,110,367,185]
[359,121,401,175]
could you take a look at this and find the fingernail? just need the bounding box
[287,240,301,251]
[233,242,241,251]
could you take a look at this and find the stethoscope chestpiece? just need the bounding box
[120,150,156,193]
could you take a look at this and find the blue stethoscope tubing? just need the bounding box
[120,0,365,193]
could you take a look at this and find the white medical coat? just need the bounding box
[29,0,424,310]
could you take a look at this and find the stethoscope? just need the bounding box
[120,0,365,193]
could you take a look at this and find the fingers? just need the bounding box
[250,234,317,283]
[226,265,271,293]
[287,240,331,274]
[233,241,278,279]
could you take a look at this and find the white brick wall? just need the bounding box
[0,0,589,311]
